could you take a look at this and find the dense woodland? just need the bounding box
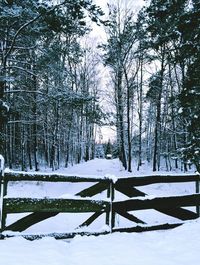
[0,0,199,172]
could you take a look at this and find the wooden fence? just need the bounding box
[0,169,200,240]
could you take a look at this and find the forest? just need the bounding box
[0,0,199,173]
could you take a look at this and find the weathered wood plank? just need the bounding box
[116,175,199,187]
[0,174,2,198]
[4,212,59,232]
[113,194,200,212]
[0,223,183,240]
[156,208,198,220]
[115,209,146,224]
[110,181,115,230]
[115,185,198,221]
[77,212,103,228]
[4,172,110,183]
[115,184,147,197]
[113,223,182,233]
[196,180,200,216]
[5,173,199,185]
[106,184,110,225]
[76,182,109,197]
[0,180,8,230]
[4,198,110,213]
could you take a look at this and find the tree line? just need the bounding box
[102,0,199,172]
[0,0,199,172]
[0,0,104,170]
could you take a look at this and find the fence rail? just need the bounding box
[4,197,110,213]
[3,172,110,183]
[3,172,199,184]
[1,168,200,240]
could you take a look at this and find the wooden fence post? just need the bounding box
[1,179,8,230]
[110,180,115,232]
[0,155,5,231]
[0,172,2,231]
[106,181,111,226]
[105,178,115,232]
[0,155,5,198]
[196,173,200,217]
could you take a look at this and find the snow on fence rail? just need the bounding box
[0,170,200,240]
[3,172,111,182]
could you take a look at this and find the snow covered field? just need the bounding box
[1,158,199,265]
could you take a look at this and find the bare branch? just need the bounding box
[4,90,45,96]
[7,66,37,76]
[4,14,42,64]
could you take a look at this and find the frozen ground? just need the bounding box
[1,158,199,265]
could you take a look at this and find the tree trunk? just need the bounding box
[27,125,32,170]
[153,47,165,171]
[0,69,7,154]
[168,61,178,169]
[124,69,132,172]
[33,75,39,171]
[117,68,127,170]
[137,58,143,171]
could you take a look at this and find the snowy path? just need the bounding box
[1,159,199,265]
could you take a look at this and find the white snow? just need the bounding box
[1,158,199,265]
[178,107,183,114]
[1,220,200,265]
[0,154,5,172]
[2,101,10,112]
[105,173,118,183]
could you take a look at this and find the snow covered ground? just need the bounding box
[1,158,199,265]
[1,220,200,265]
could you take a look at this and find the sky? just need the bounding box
[94,0,145,12]
[92,0,145,40]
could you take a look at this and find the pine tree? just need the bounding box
[177,0,200,171]
[179,57,200,171]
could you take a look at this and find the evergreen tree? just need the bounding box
[105,139,112,156]
[177,0,200,171]
[179,57,200,171]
